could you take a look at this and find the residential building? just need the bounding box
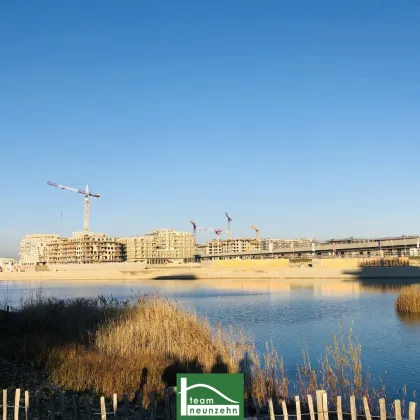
[196,237,316,255]
[0,258,17,272]
[119,235,155,261]
[196,238,261,255]
[259,238,314,251]
[45,232,123,264]
[119,229,195,262]
[19,234,60,268]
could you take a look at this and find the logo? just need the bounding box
[176,373,244,419]
[358,257,409,267]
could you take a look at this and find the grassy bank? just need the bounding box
[0,292,404,413]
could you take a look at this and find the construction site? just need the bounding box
[119,229,195,263]
[190,214,314,256]
[12,181,341,268]
[37,182,286,266]
[45,232,124,264]
[18,181,197,268]
[16,181,420,271]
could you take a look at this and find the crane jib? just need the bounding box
[47,181,99,198]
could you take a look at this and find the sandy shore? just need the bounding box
[0,267,352,281]
[1,266,420,282]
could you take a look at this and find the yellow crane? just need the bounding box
[250,225,260,243]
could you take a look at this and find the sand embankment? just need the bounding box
[1,265,420,282]
[0,267,347,281]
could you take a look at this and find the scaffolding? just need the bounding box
[46,233,123,264]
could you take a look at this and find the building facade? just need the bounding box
[259,238,314,251]
[45,232,123,264]
[196,237,315,255]
[196,238,261,255]
[0,258,17,272]
[119,229,195,262]
[19,234,60,268]
[119,235,155,261]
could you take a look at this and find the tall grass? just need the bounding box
[5,293,257,402]
[396,286,420,314]
[0,292,402,410]
[296,323,378,410]
[48,296,253,400]
[5,291,125,367]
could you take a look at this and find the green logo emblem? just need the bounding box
[176,373,244,419]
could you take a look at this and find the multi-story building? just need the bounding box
[196,238,261,255]
[119,229,195,263]
[19,234,60,268]
[259,238,314,251]
[45,232,123,264]
[0,258,17,272]
[196,237,315,255]
[119,235,155,261]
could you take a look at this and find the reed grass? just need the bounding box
[1,292,401,410]
[396,285,420,314]
[296,322,377,410]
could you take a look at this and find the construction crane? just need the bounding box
[190,220,197,234]
[190,222,223,243]
[195,226,224,240]
[47,181,100,235]
[225,212,232,239]
[190,220,197,244]
[250,225,260,243]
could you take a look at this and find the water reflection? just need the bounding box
[361,284,404,293]
[0,278,418,398]
[396,311,420,325]
[314,283,361,297]
[0,279,406,307]
[142,279,364,298]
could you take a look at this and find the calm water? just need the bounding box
[1,279,419,398]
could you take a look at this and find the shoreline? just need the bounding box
[1,266,420,282]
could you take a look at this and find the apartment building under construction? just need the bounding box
[196,238,261,255]
[45,232,123,264]
[259,238,314,251]
[19,233,60,269]
[119,229,195,263]
[196,237,315,255]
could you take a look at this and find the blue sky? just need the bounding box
[1,1,420,256]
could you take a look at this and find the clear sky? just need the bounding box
[1,1,419,257]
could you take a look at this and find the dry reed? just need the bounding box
[296,322,372,410]
[0,292,400,410]
[5,293,259,402]
[396,286,420,314]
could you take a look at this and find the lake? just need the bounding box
[0,278,418,399]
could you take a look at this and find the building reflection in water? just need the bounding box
[1,278,414,307]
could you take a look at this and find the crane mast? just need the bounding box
[225,212,232,239]
[84,186,89,235]
[190,220,197,245]
[47,181,100,235]
[250,225,260,243]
